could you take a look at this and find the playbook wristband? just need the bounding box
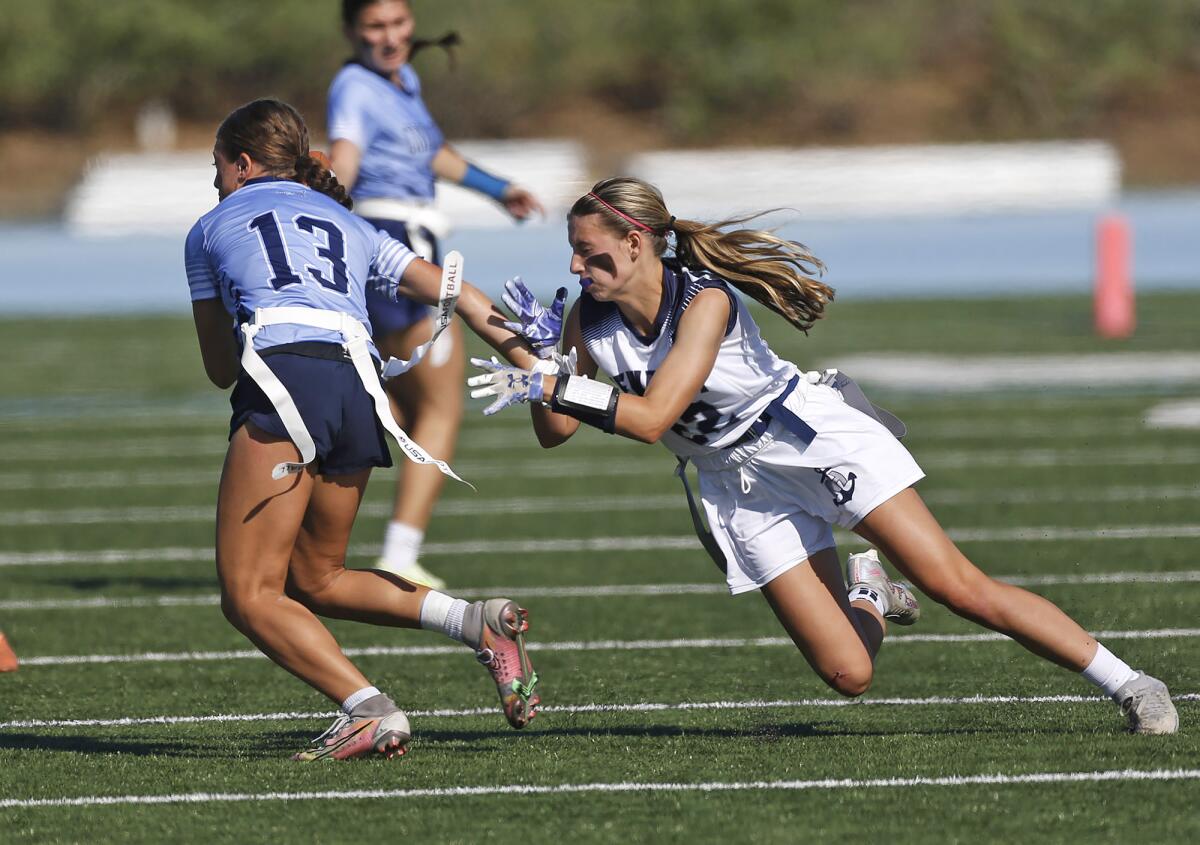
[461,163,510,201]
[549,374,618,434]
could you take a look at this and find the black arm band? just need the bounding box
[549,375,619,434]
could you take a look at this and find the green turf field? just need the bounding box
[1,292,1198,843]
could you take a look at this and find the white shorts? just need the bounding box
[692,383,925,595]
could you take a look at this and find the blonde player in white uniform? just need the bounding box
[468,176,1178,735]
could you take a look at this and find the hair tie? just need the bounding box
[588,191,660,236]
[665,216,676,234]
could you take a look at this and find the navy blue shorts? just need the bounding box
[229,344,393,476]
[363,216,440,337]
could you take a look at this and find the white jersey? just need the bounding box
[579,260,796,457]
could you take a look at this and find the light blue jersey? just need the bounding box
[184,177,417,353]
[327,62,444,201]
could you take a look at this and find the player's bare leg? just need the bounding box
[760,547,883,697]
[856,487,1178,733]
[218,424,413,760]
[216,423,374,703]
[373,317,466,588]
[285,454,539,730]
[286,472,430,627]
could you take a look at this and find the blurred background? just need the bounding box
[1,0,1199,310]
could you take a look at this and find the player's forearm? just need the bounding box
[537,375,677,444]
[431,145,468,182]
[530,404,578,448]
[328,139,361,191]
[455,284,540,368]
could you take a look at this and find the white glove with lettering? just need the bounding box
[467,357,546,416]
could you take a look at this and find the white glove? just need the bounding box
[467,357,545,415]
[531,346,578,378]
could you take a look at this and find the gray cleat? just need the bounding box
[1114,672,1179,735]
[846,549,921,626]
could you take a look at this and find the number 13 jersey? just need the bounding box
[185,177,416,353]
[578,260,797,457]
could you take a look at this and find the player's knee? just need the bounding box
[925,574,995,623]
[285,564,342,607]
[823,662,873,698]
[220,590,253,632]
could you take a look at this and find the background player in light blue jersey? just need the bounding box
[470,177,1179,736]
[328,0,544,589]
[186,99,541,760]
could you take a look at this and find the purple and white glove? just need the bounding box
[532,345,578,379]
[501,277,567,358]
[467,357,545,416]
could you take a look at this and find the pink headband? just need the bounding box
[588,192,670,236]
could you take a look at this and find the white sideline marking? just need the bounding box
[4,694,1198,731]
[3,769,1199,808]
[4,524,1200,568]
[5,484,1198,527]
[1146,399,1200,430]
[16,628,1200,667]
[832,352,1200,391]
[3,446,1200,490]
[6,569,1200,612]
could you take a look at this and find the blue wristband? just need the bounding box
[462,163,510,201]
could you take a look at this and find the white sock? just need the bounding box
[419,590,468,643]
[1081,643,1137,699]
[341,685,382,715]
[848,584,888,618]
[382,522,424,571]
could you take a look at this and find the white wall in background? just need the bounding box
[630,141,1120,220]
[64,140,1118,237]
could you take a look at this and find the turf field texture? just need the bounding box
[1,292,1197,844]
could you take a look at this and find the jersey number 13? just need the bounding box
[248,211,349,294]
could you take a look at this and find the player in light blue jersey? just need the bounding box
[327,0,544,589]
[470,177,1178,735]
[186,99,542,760]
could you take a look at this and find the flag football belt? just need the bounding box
[676,371,906,573]
[353,197,451,242]
[239,252,469,484]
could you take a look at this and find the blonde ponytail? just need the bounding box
[571,177,833,333]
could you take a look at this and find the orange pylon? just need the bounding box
[0,631,18,672]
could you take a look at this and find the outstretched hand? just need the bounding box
[467,357,544,416]
[501,185,544,221]
[501,277,567,358]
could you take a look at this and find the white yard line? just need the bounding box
[2,446,1200,491]
[3,769,1199,808]
[15,628,1200,667]
[4,693,1199,730]
[5,569,1200,612]
[4,484,1198,528]
[833,352,1200,391]
[4,524,1200,568]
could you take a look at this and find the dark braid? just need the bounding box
[293,154,353,210]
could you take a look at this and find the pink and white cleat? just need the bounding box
[463,598,540,729]
[846,549,921,625]
[292,710,412,761]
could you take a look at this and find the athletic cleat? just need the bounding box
[0,632,16,673]
[1115,672,1179,735]
[846,549,921,626]
[463,598,540,729]
[292,710,412,761]
[373,558,447,591]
